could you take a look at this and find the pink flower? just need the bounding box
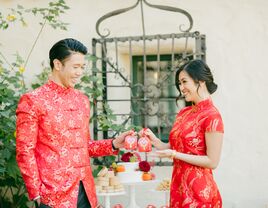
[133,152,141,162]
[146,205,157,208]
[113,204,123,208]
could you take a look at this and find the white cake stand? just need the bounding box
[122,180,158,208]
[97,191,126,208]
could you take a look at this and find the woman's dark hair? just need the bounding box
[175,59,218,98]
[49,38,88,69]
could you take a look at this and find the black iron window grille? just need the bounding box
[91,0,206,165]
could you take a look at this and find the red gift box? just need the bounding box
[138,136,152,152]
[138,128,152,152]
[124,135,138,150]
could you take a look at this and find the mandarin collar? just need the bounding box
[191,98,212,112]
[47,80,71,94]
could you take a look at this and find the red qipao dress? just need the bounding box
[16,80,118,208]
[169,99,224,208]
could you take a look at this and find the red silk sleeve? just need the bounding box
[204,113,224,133]
[16,94,41,200]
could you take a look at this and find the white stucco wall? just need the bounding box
[1,0,268,207]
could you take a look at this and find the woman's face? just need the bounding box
[178,70,200,103]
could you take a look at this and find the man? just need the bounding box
[16,38,129,208]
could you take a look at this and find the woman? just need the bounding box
[144,60,224,208]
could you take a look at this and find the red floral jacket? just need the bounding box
[16,80,117,208]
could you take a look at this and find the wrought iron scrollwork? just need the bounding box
[92,1,205,153]
[95,0,140,38]
[143,0,193,32]
[96,0,194,38]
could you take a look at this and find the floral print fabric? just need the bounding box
[169,99,224,208]
[16,80,117,208]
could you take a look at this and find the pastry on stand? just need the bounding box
[95,167,125,208]
[154,179,171,207]
[95,166,124,193]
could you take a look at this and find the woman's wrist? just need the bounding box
[170,150,177,159]
[154,138,163,149]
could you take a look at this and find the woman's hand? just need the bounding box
[139,128,167,150]
[113,130,136,149]
[150,149,176,159]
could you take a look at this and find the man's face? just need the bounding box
[57,52,85,88]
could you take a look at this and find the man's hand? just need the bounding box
[33,198,41,208]
[113,130,135,149]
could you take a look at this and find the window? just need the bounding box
[132,54,187,142]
